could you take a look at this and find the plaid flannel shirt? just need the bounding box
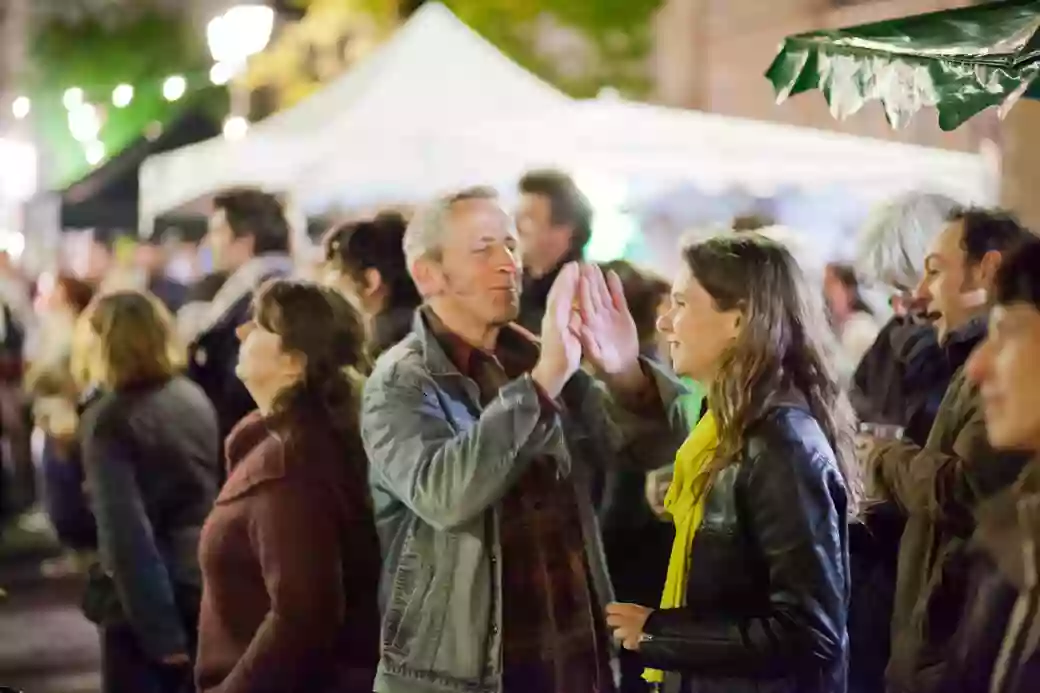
[425,308,614,693]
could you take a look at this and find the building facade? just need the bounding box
[651,0,1040,228]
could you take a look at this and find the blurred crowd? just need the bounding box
[0,171,1038,693]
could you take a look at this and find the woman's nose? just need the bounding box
[236,322,253,342]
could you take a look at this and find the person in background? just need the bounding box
[187,189,294,458]
[0,250,32,522]
[176,270,229,348]
[824,262,880,383]
[598,234,857,693]
[25,281,99,576]
[78,291,220,693]
[860,208,1035,693]
[596,259,679,693]
[361,187,686,693]
[81,239,115,286]
[940,237,1040,693]
[17,275,96,518]
[135,238,188,313]
[196,280,380,693]
[321,211,421,358]
[516,169,593,334]
[845,192,961,693]
[852,192,961,446]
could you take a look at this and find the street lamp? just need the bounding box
[206,4,275,69]
[207,4,275,139]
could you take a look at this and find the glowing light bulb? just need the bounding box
[210,62,234,86]
[162,75,187,101]
[67,103,101,143]
[86,141,106,166]
[63,87,84,110]
[222,115,249,140]
[112,84,134,108]
[11,96,30,119]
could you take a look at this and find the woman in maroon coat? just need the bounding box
[195,279,380,693]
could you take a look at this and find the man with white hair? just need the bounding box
[851,192,961,446]
[857,192,961,296]
[846,193,963,693]
[361,186,686,693]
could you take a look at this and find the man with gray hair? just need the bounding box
[857,192,961,302]
[851,192,961,445]
[361,187,686,693]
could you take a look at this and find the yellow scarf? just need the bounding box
[643,410,717,684]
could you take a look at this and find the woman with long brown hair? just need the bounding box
[581,234,859,693]
[78,290,220,693]
[195,279,380,693]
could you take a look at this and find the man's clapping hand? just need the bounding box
[531,262,584,398]
[532,262,646,399]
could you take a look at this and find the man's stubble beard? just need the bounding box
[442,270,521,326]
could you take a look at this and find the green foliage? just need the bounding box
[446,0,664,97]
[344,0,664,97]
[30,7,221,188]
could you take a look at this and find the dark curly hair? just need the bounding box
[252,279,369,450]
[519,169,593,255]
[322,211,420,314]
[213,188,291,255]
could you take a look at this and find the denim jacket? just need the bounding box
[360,312,690,693]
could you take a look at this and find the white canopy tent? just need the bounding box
[138,2,570,230]
[372,96,995,207]
[142,3,996,231]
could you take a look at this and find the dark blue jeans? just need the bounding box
[100,624,194,693]
[40,437,96,549]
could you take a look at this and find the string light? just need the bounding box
[112,84,134,108]
[162,75,187,101]
[68,103,102,143]
[209,62,233,86]
[86,141,106,165]
[63,87,84,110]
[11,96,30,119]
[222,115,249,140]
[45,69,241,166]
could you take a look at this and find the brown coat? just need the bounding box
[869,365,1030,692]
[195,410,380,693]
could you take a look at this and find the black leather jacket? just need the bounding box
[640,403,851,693]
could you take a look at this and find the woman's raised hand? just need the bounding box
[577,264,642,389]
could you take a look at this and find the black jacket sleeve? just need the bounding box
[639,425,849,678]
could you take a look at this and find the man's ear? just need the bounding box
[362,268,383,298]
[978,250,1003,289]
[409,257,442,299]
